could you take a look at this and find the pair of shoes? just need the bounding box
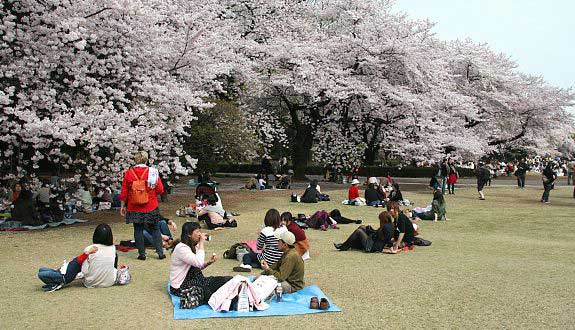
[310,297,330,310]
[46,283,63,293]
[355,219,362,224]
[310,297,319,309]
[137,255,146,261]
[233,264,252,272]
[158,254,166,260]
[230,212,240,216]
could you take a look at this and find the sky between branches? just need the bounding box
[393,0,575,91]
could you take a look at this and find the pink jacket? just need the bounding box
[208,275,269,312]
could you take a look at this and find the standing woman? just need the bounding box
[119,151,165,260]
[541,162,557,204]
[447,160,459,195]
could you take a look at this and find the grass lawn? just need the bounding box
[1,180,574,329]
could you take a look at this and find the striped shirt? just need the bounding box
[257,226,287,265]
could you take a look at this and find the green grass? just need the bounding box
[1,184,574,329]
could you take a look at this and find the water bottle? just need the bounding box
[276,283,283,303]
[237,282,250,312]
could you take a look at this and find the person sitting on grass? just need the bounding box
[333,211,395,253]
[196,194,237,229]
[386,183,404,203]
[300,180,321,203]
[37,224,118,292]
[244,176,258,190]
[10,190,42,226]
[365,182,385,207]
[412,190,447,222]
[328,209,362,224]
[347,179,361,204]
[388,202,415,252]
[233,209,286,272]
[144,217,177,248]
[169,222,231,308]
[281,212,309,257]
[258,231,305,293]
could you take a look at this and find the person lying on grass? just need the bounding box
[257,231,305,293]
[411,190,448,222]
[334,211,395,253]
[233,209,287,272]
[169,222,231,309]
[37,224,118,292]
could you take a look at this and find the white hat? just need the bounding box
[368,177,378,184]
[351,179,360,185]
[274,230,296,245]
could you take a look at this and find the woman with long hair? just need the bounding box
[412,190,447,222]
[38,224,118,292]
[169,222,230,308]
[333,211,395,252]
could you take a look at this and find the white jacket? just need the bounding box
[81,244,117,288]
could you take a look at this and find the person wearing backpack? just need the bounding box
[119,151,166,260]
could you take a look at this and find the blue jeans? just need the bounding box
[143,220,171,246]
[134,222,163,257]
[367,200,382,206]
[441,176,447,194]
[517,175,526,188]
[38,257,82,290]
[242,252,262,268]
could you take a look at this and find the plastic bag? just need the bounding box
[116,266,132,285]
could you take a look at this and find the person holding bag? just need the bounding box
[119,151,165,260]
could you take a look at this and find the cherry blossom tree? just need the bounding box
[0,0,235,185]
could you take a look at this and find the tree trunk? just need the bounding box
[291,125,313,180]
[363,146,378,166]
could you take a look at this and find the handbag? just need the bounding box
[180,286,204,309]
[115,265,132,285]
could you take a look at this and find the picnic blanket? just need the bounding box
[243,240,262,254]
[169,283,341,320]
[0,218,87,231]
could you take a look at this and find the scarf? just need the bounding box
[134,164,159,188]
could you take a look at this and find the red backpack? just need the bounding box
[129,168,149,205]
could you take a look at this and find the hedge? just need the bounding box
[215,164,476,178]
